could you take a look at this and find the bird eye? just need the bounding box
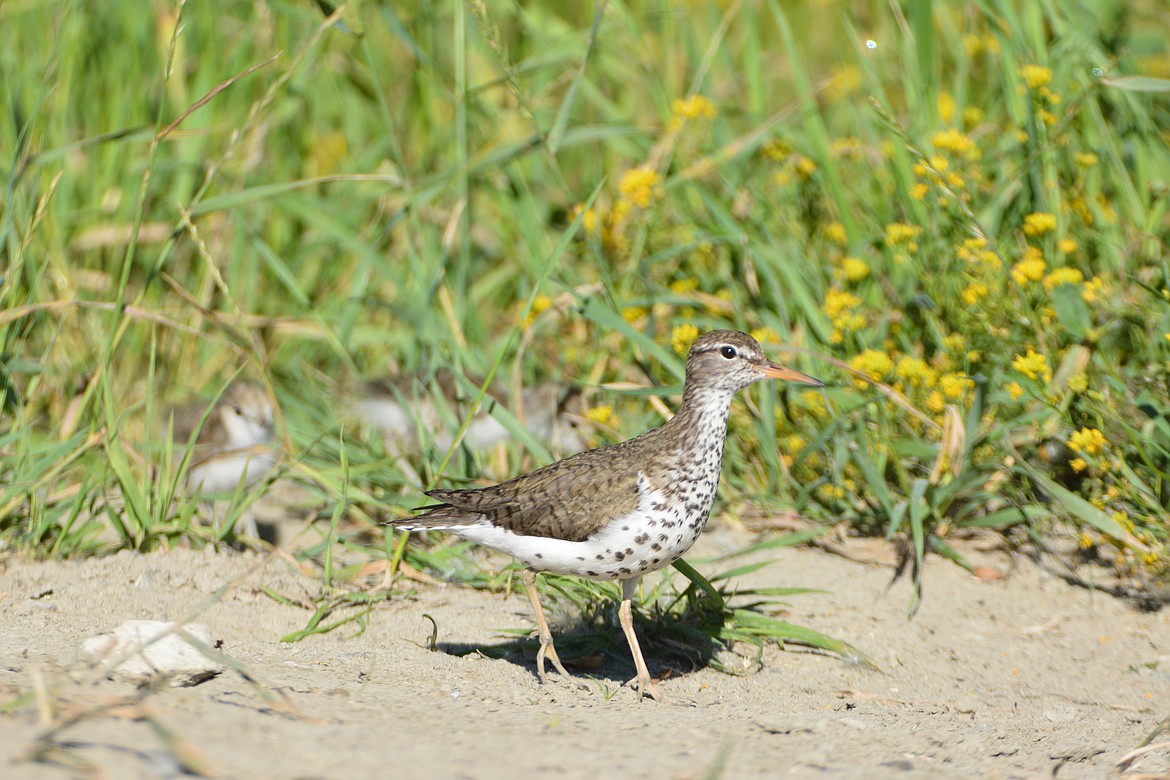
[720,346,737,359]
[232,406,244,416]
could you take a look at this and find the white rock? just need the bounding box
[83,620,223,687]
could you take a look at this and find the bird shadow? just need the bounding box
[435,602,730,689]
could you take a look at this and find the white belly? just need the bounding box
[443,480,709,581]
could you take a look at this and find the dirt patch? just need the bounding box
[1,531,1166,779]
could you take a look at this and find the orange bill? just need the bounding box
[762,361,825,387]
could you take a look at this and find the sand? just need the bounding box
[1,528,1167,779]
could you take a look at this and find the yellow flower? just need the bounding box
[894,356,937,388]
[671,323,700,355]
[1058,239,1078,254]
[1012,349,1051,382]
[937,91,956,125]
[961,106,984,129]
[831,137,862,158]
[1006,381,1024,400]
[849,349,894,385]
[1070,457,1088,473]
[817,484,846,501]
[1011,248,1046,285]
[1068,427,1107,456]
[910,183,929,200]
[885,222,922,249]
[1023,212,1057,236]
[791,154,817,180]
[622,306,647,323]
[670,278,700,294]
[580,206,599,235]
[779,433,806,454]
[823,221,847,246]
[1067,373,1088,394]
[823,288,862,318]
[962,282,988,305]
[749,326,778,346]
[799,389,828,418]
[1074,152,1099,168]
[521,294,553,328]
[1082,276,1104,303]
[841,256,870,282]
[586,405,614,426]
[672,94,717,120]
[619,167,661,208]
[931,128,978,159]
[1043,267,1084,291]
[1020,64,1053,90]
[940,373,974,399]
[925,390,945,414]
[942,334,966,352]
[762,139,791,162]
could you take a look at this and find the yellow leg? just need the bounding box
[523,570,579,684]
[619,578,662,702]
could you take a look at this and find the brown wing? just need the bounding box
[422,442,646,542]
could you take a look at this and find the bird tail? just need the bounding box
[386,505,480,531]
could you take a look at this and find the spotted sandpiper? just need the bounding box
[390,330,822,700]
[169,381,279,539]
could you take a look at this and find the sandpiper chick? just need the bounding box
[353,370,584,457]
[169,381,279,539]
[389,330,823,700]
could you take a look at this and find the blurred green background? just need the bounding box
[2,1,1168,596]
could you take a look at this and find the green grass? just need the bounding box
[2,0,1169,645]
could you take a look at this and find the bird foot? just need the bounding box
[535,639,589,690]
[624,674,663,702]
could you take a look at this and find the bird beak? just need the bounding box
[761,361,825,387]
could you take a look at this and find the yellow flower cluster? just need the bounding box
[912,154,968,195]
[1082,276,1105,303]
[1011,247,1046,285]
[1068,427,1107,456]
[775,153,817,185]
[931,128,979,159]
[938,91,956,124]
[885,222,922,251]
[1019,64,1053,90]
[940,373,974,399]
[849,349,894,385]
[576,200,631,256]
[1023,212,1057,236]
[1012,349,1051,382]
[1074,152,1099,168]
[619,167,662,208]
[963,33,1000,58]
[671,323,700,355]
[1042,267,1084,291]
[750,326,778,346]
[962,281,988,305]
[839,256,870,283]
[1018,64,1061,125]
[823,288,865,342]
[895,356,935,388]
[957,237,1001,267]
[831,137,862,159]
[672,94,717,120]
[823,221,847,246]
[520,294,553,328]
[586,405,614,426]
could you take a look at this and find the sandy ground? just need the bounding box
[1,526,1167,780]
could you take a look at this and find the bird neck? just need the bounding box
[665,379,738,450]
